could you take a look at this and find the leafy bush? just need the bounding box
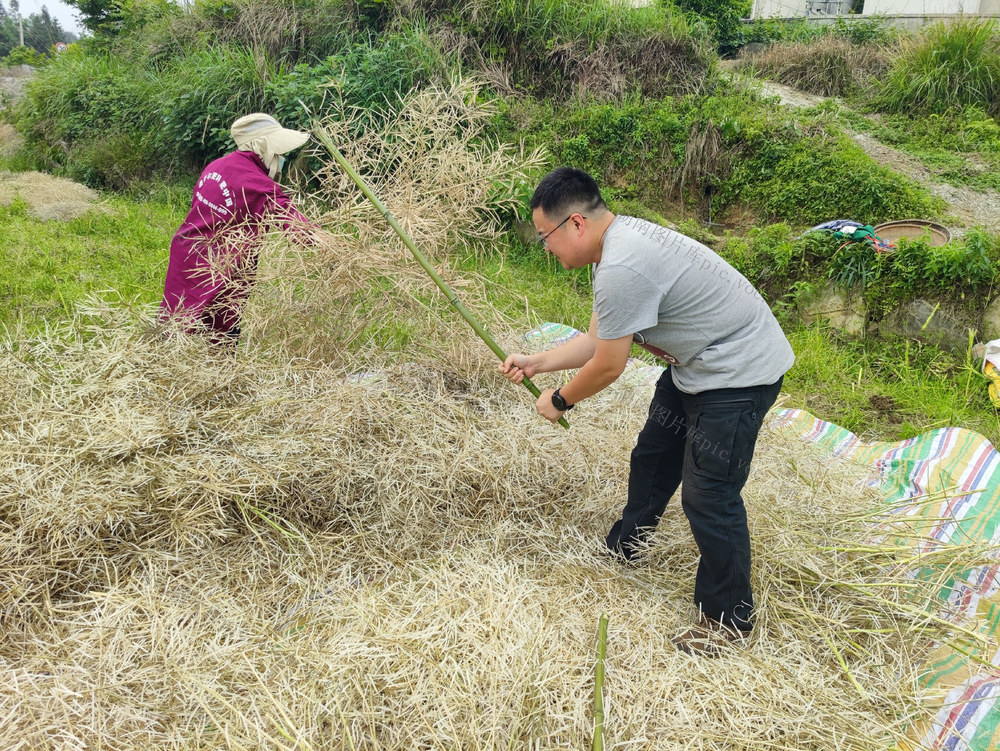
[732,133,940,225]
[921,234,995,292]
[664,0,751,55]
[828,239,887,291]
[830,16,898,47]
[552,100,689,196]
[66,131,159,190]
[827,230,996,316]
[741,15,896,49]
[15,50,159,167]
[720,222,839,294]
[1,45,47,67]
[720,223,997,321]
[153,45,277,168]
[14,21,456,186]
[879,19,1000,116]
[491,94,699,212]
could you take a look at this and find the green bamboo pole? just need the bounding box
[593,614,609,751]
[311,121,569,429]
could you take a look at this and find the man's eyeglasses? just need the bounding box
[538,214,583,247]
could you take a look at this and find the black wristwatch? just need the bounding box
[551,388,575,412]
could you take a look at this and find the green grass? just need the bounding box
[837,106,1000,194]
[879,18,1000,117]
[784,324,1000,446]
[0,186,185,331]
[457,242,593,333]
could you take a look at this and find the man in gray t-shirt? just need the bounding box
[500,168,794,655]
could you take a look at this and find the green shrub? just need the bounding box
[14,23,456,185]
[553,100,688,192]
[741,15,895,49]
[879,18,1000,116]
[719,222,839,294]
[15,50,159,168]
[829,238,886,291]
[830,16,897,47]
[664,0,751,54]
[742,18,822,47]
[2,45,47,67]
[921,236,994,292]
[856,233,997,318]
[732,133,940,225]
[66,131,159,190]
[154,44,278,167]
[826,231,996,314]
[492,94,698,213]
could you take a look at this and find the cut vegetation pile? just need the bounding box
[0,170,104,221]
[1,300,991,749]
[243,78,544,364]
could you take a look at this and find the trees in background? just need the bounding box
[1,1,75,59]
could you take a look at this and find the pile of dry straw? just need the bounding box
[0,169,106,221]
[1,80,989,749]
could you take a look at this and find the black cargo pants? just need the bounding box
[606,369,783,632]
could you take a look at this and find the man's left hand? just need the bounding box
[536,388,564,423]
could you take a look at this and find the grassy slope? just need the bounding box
[2,160,997,447]
[0,185,188,329]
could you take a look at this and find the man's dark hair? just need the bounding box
[529,167,607,217]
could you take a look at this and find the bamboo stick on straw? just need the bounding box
[310,119,569,430]
[593,614,609,751]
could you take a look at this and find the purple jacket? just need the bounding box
[160,150,310,335]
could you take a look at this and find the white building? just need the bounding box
[751,0,1000,20]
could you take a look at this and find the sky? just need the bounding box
[19,0,84,35]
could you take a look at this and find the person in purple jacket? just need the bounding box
[160,113,315,344]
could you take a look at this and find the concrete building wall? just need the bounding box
[862,0,978,14]
[751,0,806,18]
[751,0,997,17]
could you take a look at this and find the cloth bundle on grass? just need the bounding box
[801,219,896,254]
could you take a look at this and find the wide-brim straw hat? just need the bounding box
[231,113,310,155]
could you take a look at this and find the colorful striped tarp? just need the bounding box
[770,409,1000,751]
[524,323,1000,751]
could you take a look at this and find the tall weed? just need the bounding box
[15,50,160,171]
[134,0,358,65]
[404,0,714,99]
[155,45,278,168]
[742,15,897,48]
[740,36,894,97]
[879,19,1000,116]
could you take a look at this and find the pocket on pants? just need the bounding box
[688,399,758,483]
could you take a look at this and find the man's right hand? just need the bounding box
[498,353,539,384]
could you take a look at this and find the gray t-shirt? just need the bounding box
[593,215,794,394]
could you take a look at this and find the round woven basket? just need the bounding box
[873,220,951,247]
